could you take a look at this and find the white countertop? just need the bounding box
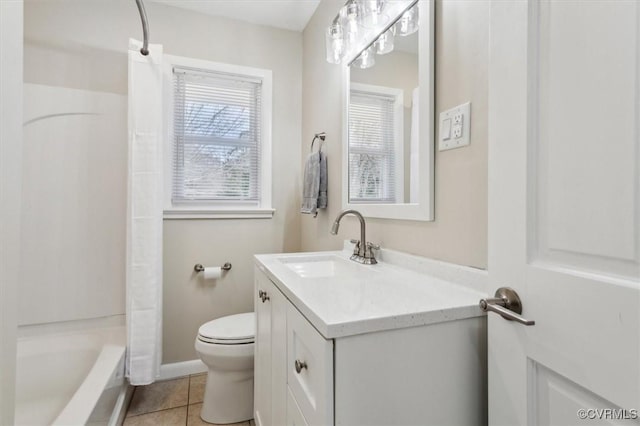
[254,248,488,339]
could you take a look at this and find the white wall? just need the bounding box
[0,1,23,423]
[24,0,302,362]
[302,0,489,269]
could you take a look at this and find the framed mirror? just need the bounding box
[341,0,433,221]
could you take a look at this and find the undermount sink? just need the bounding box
[277,254,362,278]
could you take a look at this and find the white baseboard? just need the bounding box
[159,359,207,381]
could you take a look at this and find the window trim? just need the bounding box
[162,54,273,219]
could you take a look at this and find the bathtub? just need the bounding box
[15,317,130,426]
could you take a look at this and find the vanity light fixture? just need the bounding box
[324,0,419,67]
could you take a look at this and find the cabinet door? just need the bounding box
[287,304,333,426]
[287,387,309,426]
[254,268,272,426]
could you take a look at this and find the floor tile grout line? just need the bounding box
[187,375,192,406]
[127,400,190,417]
[125,404,189,419]
[185,401,189,425]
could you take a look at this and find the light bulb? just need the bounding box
[345,0,360,40]
[345,0,359,20]
[355,46,375,69]
[325,22,345,64]
[375,27,395,55]
[396,5,419,36]
[361,0,387,28]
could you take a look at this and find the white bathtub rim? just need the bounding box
[16,319,126,426]
[52,344,125,426]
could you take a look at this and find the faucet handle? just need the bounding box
[366,242,380,251]
[349,239,361,256]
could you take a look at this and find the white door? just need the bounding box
[488,1,640,425]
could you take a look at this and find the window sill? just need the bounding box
[163,208,275,220]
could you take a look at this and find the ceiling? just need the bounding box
[150,0,321,32]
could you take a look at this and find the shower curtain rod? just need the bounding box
[135,0,150,56]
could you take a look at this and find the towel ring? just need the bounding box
[310,132,326,153]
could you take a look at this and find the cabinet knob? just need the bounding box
[258,290,270,303]
[294,359,307,374]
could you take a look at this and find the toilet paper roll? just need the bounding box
[203,266,222,280]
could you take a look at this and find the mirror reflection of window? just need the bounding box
[349,85,403,203]
[348,17,419,205]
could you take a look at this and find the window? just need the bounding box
[348,83,404,203]
[164,56,273,219]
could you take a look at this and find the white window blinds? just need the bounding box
[172,66,262,204]
[348,89,398,203]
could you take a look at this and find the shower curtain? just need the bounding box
[126,39,163,385]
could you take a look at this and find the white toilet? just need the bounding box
[195,312,255,424]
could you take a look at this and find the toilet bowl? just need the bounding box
[195,312,255,424]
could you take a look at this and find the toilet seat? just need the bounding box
[197,312,255,345]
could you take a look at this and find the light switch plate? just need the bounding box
[438,102,471,151]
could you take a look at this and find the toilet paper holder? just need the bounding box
[194,263,232,273]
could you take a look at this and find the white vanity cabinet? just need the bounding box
[254,261,487,426]
[255,266,334,426]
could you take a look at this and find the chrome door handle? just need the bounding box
[479,287,535,326]
[294,359,307,374]
[258,290,269,303]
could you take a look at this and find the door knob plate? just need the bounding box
[494,287,522,315]
[479,287,535,326]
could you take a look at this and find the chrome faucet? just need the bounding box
[330,209,379,265]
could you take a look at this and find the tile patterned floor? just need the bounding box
[124,374,256,426]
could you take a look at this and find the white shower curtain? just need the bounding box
[126,39,164,385]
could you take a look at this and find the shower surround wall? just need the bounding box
[301,0,489,269]
[24,0,302,362]
[21,84,127,325]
